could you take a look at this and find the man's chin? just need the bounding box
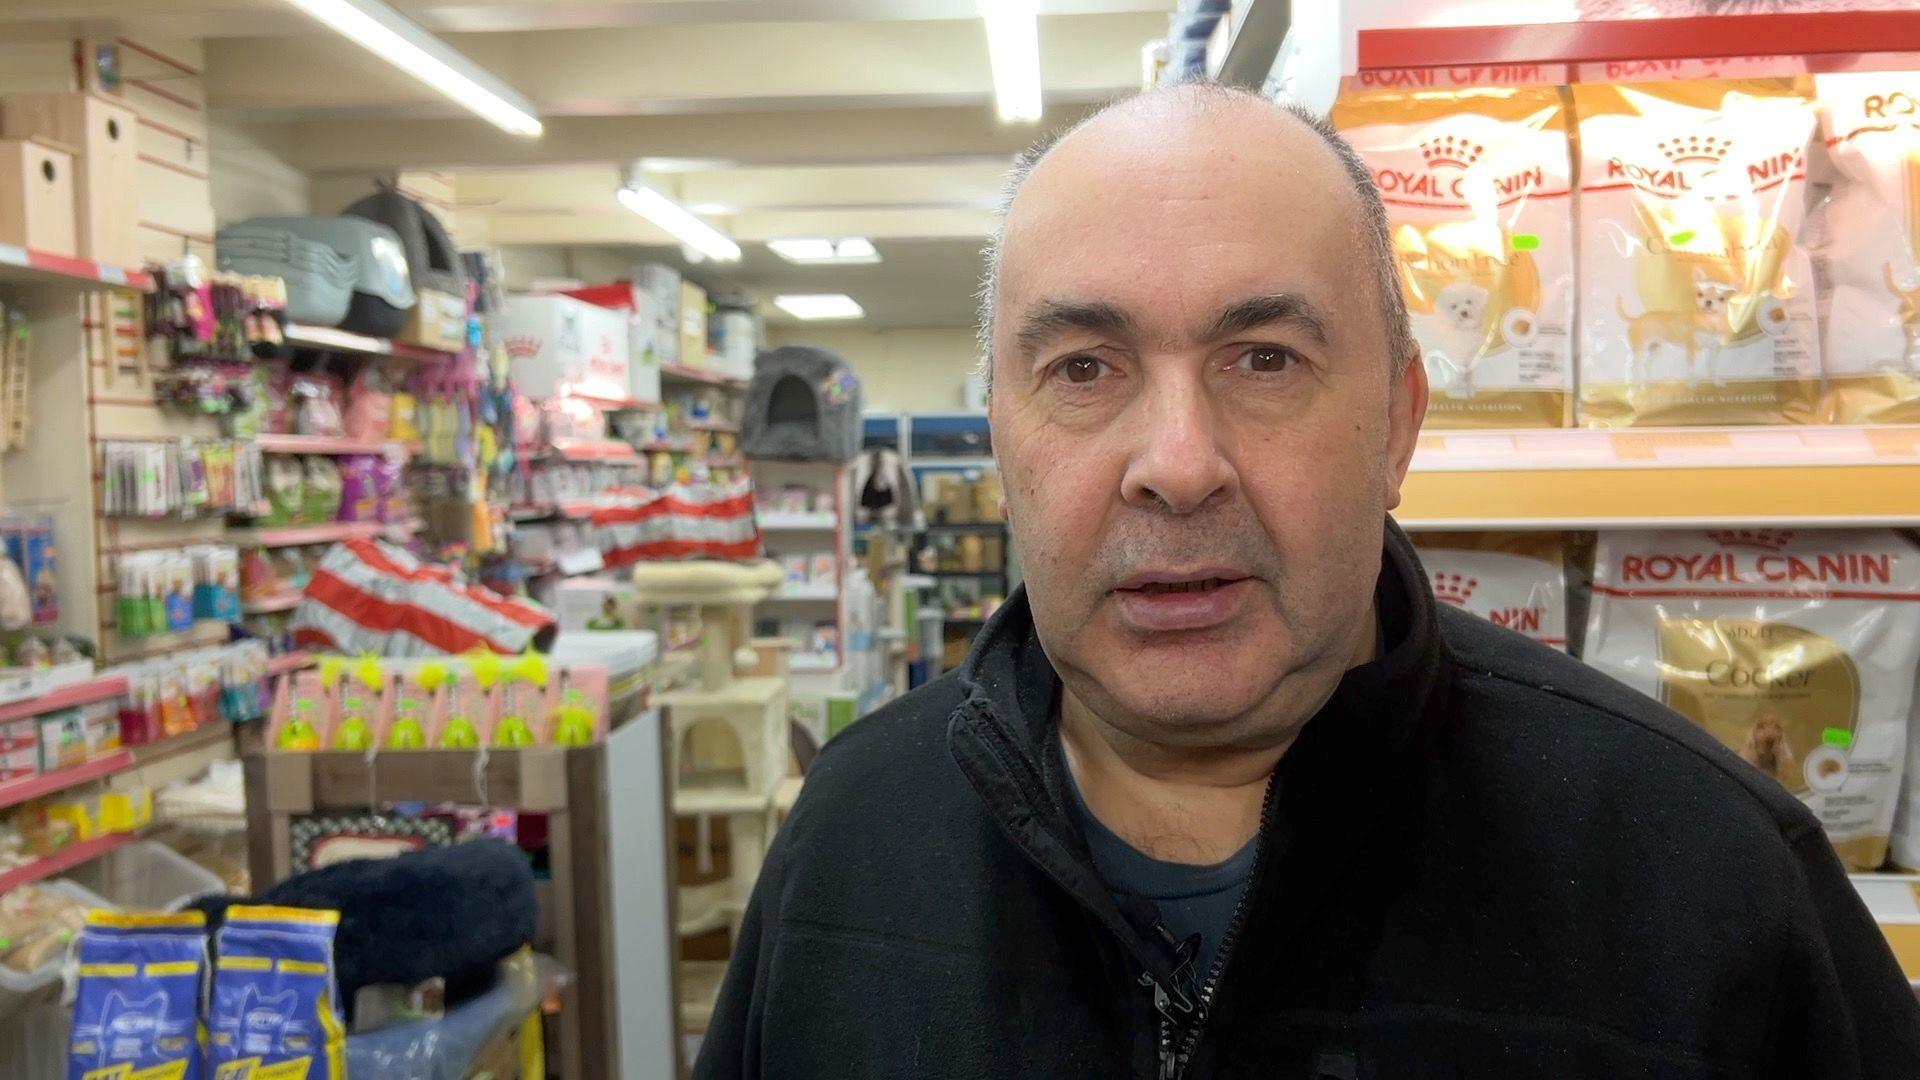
[1077,666,1295,745]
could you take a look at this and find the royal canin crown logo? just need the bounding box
[503,335,543,360]
[1420,134,1484,170]
[1432,573,1478,606]
[1657,134,1731,165]
[1709,529,1795,552]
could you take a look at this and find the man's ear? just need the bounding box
[1384,346,1428,512]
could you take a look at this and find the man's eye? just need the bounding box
[1236,346,1298,374]
[1056,356,1105,384]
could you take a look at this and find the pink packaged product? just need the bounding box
[547,667,607,745]
[269,671,336,751]
[291,373,346,437]
[376,456,407,523]
[336,456,381,523]
[343,369,394,442]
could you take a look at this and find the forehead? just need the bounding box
[997,99,1372,340]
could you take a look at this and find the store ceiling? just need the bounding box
[0,0,1173,328]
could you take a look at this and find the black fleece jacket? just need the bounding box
[695,523,1920,1079]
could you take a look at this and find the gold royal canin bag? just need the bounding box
[1584,529,1920,871]
[1572,78,1824,427]
[1332,85,1575,428]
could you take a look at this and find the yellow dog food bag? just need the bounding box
[1572,79,1823,427]
[1332,86,1574,428]
[1584,529,1920,871]
[1812,72,1920,423]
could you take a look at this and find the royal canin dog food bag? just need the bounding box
[1572,79,1823,427]
[1584,529,1920,871]
[1414,532,1568,650]
[1332,86,1574,428]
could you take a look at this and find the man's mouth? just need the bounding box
[1130,577,1236,595]
[1112,571,1254,632]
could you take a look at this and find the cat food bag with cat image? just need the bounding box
[207,905,347,1080]
[1573,79,1824,427]
[1584,529,1920,871]
[1331,86,1574,428]
[1811,72,1920,423]
[68,910,208,1080]
[1414,531,1569,649]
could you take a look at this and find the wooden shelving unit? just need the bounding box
[283,322,459,365]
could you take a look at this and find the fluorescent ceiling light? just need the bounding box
[279,0,542,137]
[980,0,1042,123]
[686,203,735,215]
[617,185,741,262]
[775,294,864,320]
[767,238,882,265]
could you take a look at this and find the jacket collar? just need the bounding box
[946,519,1450,987]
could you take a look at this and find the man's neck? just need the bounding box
[1059,609,1382,865]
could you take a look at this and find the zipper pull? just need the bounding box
[1141,972,1191,1080]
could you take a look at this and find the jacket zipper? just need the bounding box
[1147,770,1279,1080]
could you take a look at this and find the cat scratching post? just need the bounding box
[630,559,789,1028]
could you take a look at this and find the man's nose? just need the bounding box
[1119,376,1236,514]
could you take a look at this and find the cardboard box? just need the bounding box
[37,709,86,772]
[558,281,665,402]
[0,745,36,783]
[498,293,631,400]
[1,92,139,266]
[401,287,467,352]
[0,137,74,256]
[680,281,709,369]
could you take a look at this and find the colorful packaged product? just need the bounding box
[1573,78,1822,426]
[1332,85,1574,427]
[68,910,208,1080]
[207,906,346,1079]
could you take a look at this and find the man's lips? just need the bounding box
[1110,570,1254,632]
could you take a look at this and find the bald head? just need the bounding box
[977,83,1413,387]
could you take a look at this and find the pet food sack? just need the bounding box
[1584,529,1920,871]
[1891,664,1920,870]
[1573,79,1823,426]
[68,910,208,1080]
[1811,72,1920,423]
[1331,86,1574,427]
[1413,531,1568,649]
[207,905,346,1080]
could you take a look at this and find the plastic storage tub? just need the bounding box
[232,215,416,337]
[0,877,114,1020]
[63,839,223,913]
[217,224,356,326]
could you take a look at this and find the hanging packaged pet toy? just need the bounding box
[321,656,386,751]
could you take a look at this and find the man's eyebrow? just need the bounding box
[1013,299,1137,358]
[1202,293,1330,347]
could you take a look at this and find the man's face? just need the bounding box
[990,100,1426,749]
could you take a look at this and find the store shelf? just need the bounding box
[638,439,693,454]
[0,244,152,293]
[773,582,838,601]
[0,675,129,726]
[242,591,303,614]
[790,653,838,673]
[659,363,749,389]
[1356,9,1920,73]
[566,391,658,411]
[0,830,139,894]
[227,519,418,547]
[705,454,742,469]
[255,433,411,456]
[0,750,135,812]
[1397,425,1920,530]
[284,323,457,364]
[267,651,313,676]
[129,722,233,767]
[1213,0,1289,88]
[685,418,739,433]
[758,511,837,530]
[551,438,641,462]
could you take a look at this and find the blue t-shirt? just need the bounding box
[1064,760,1257,982]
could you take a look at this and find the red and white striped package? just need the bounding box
[291,538,555,656]
[586,479,761,567]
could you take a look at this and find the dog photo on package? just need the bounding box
[1333,85,1575,428]
[1574,78,1824,426]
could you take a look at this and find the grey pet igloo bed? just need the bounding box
[740,344,862,462]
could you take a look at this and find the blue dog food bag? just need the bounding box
[207,905,346,1080]
[68,909,208,1080]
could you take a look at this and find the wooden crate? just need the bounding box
[0,92,139,267]
[0,137,73,255]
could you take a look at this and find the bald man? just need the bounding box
[694,86,1920,1079]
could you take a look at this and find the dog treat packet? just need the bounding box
[1572,79,1823,427]
[1331,86,1574,427]
[207,906,347,1080]
[1585,529,1920,870]
[1413,531,1568,650]
[1811,72,1920,423]
[68,910,208,1080]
